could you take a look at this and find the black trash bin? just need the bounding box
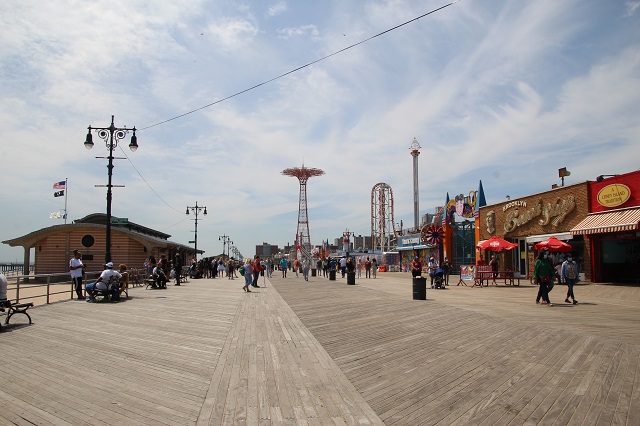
[311,269,317,277]
[347,271,356,285]
[412,276,427,300]
[329,270,336,281]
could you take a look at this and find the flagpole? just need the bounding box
[64,177,68,225]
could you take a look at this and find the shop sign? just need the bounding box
[597,184,631,208]
[504,196,576,233]
[400,235,420,246]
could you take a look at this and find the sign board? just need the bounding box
[459,265,476,281]
[597,184,631,208]
[111,218,128,224]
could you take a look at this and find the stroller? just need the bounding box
[432,268,445,289]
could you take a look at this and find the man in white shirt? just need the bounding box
[69,249,85,300]
[85,262,122,302]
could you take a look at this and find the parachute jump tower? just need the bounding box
[282,164,325,260]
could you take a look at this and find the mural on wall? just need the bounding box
[446,191,478,223]
[503,196,576,234]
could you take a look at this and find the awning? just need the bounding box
[570,207,640,235]
[525,232,573,243]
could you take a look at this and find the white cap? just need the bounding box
[105,262,114,268]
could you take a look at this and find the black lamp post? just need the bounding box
[84,115,138,264]
[186,202,207,259]
[219,234,232,258]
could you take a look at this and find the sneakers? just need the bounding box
[573,299,578,305]
[565,299,571,304]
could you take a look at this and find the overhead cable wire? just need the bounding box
[117,144,184,214]
[140,0,461,131]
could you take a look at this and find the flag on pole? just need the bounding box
[53,181,66,189]
[54,190,64,197]
[50,211,63,219]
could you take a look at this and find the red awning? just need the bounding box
[570,207,640,235]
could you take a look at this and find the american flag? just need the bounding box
[53,180,65,189]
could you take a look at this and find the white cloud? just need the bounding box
[277,24,320,40]
[267,1,287,17]
[625,1,640,16]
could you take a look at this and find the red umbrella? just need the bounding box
[477,235,518,252]
[534,236,572,253]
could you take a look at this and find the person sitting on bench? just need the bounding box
[85,262,122,302]
[0,272,10,311]
[152,264,167,289]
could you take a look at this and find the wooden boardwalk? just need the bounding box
[1,272,639,425]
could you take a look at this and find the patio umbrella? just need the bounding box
[534,236,572,253]
[477,235,518,252]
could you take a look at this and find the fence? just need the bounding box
[0,263,35,276]
[2,268,147,306]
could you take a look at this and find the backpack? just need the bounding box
[239,266,245,276]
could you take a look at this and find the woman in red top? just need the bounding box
[411,256,423,277]
[251,256,262,288]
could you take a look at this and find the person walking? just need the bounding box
[427,256,439,288]
[356,258,363,278]
[174,253,183,286]
[294,258,301,278]
[242,258,253,292]
[280,257,288,278]
[339,256,347,278]
[441,258,452,286]
[372,258,378,278]
[302,258,310,281]
[534,248,554,306]
[251,256,262,288]
[365,257,372,278]
[69,249,85,300]
[561,254,579,304]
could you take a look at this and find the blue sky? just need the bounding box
[1,0,639,262]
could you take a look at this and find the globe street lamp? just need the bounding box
[84,115,138,263]
[186,202,207,259]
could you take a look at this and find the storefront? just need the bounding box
[478,182,591,280]
[571,171,640,283]
[396,234,438,273]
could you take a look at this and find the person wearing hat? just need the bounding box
[85,262,122,302]
[69,249,85,300]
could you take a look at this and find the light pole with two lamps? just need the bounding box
[219,235,232,258]
[84,115,138,263]
[186,202,207,260]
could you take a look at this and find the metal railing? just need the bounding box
[2,268,148,305]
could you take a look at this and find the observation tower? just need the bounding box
[282,164,325,260]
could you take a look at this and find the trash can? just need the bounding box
[329,270,336,281]
[311,269,317,277]
[412,276,426,300]
[347,271,356,285]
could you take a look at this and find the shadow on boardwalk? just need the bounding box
[1,273,639,425]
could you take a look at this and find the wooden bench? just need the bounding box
[473,266,520,287]
[1,301,34,330]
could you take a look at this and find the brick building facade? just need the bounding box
[478,182,591,280]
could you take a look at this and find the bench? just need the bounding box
[1,301,34,330]
[473,266,520,287]
[88,277,126,302]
